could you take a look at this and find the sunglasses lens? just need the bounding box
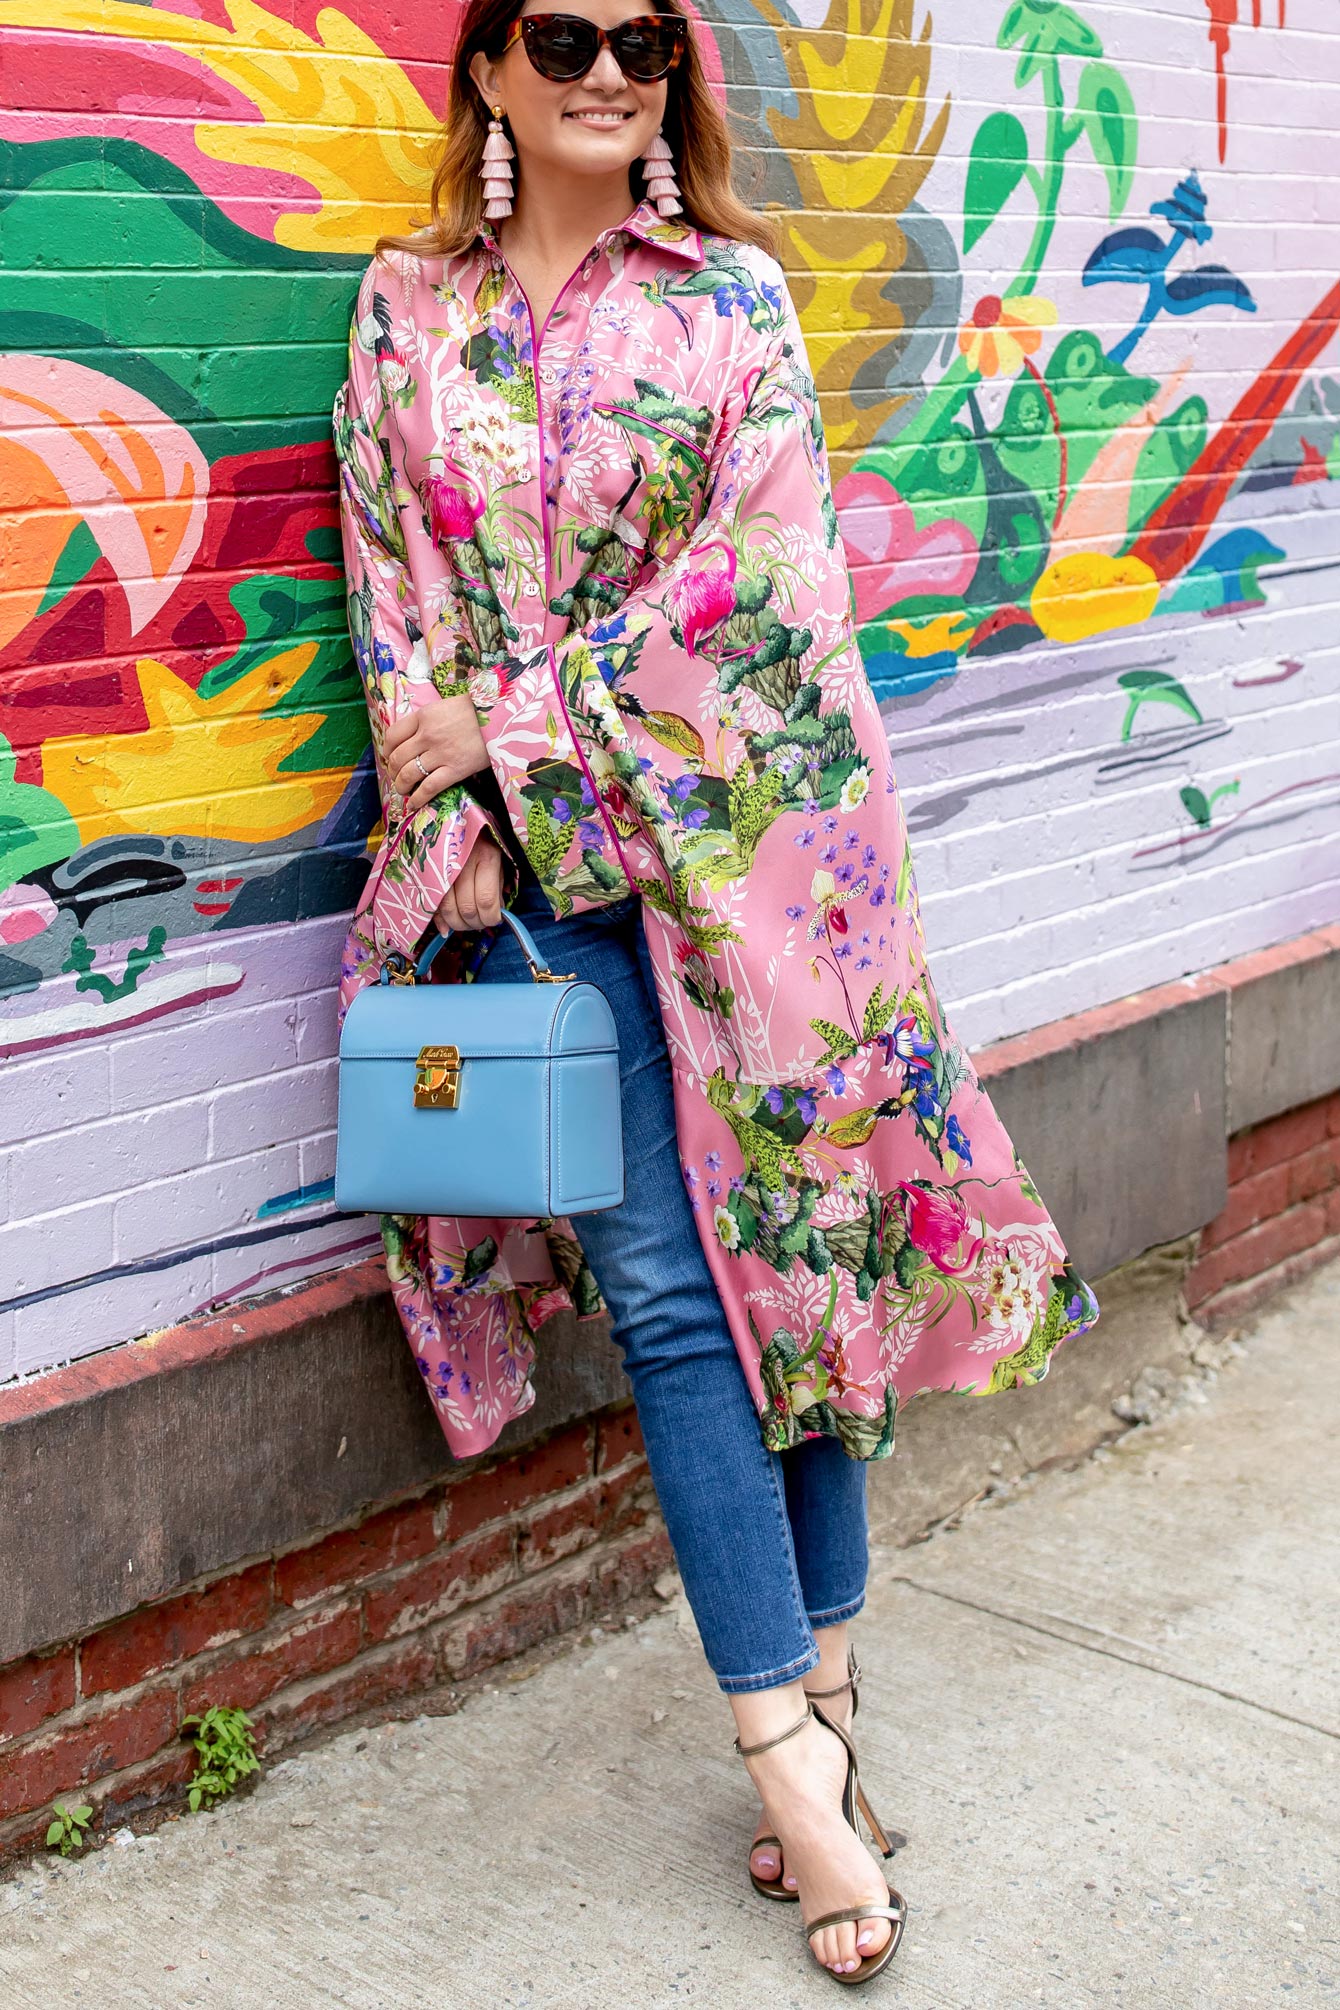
[611,17,684,78]
[523,17,599,79]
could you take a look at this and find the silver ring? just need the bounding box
[413,753,429,780]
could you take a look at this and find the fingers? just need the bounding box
[384,694,491,812]
[433,835,504,935]
[400,762,457,816]
[472,837,504,927]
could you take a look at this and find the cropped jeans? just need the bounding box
[472,864,869,1693]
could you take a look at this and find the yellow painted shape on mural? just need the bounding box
[786,224,888,353]
[0,0,435,253]
[42,648,351,845]
[793,0,906,141]
[887,612,974,660]
[809,85,925,211]
[1031,552,1160,645]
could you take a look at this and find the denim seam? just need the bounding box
[711,1444,818,1694]
[716,1644,822,1695]
[806,1593,866,1628]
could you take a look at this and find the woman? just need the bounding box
[334,0,1100,1983]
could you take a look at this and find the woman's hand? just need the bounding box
[383,694,490,815]
[433,828,506,934]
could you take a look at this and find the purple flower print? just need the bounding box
[764,1085,785,1114]
[795,1090,817,1123]
[869,884,886,908]
[785,902,805,920]
[855,955,872,970]
[552,798,572,822]
[705,1150,721,1172]
[670,773,697,799]
[879,862,890,880]
[844,828,860,849]
[577,819,606,849]
[946,1113,973,1164]
[822,815,838,834]
[834,942,852,958]
[824,1064,847,1095]
[794,829,815,848]
[682,806,709,829]
[835,863,855,885]
[804,797,820,815]
[706,1179,721,1198]
[579,776,596,808]
[820,844,838,864]
[862,844,877,868]
[683,1162,699,1185]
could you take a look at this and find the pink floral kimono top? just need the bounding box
[333,198,1100,1462]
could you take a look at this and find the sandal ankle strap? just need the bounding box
[805,1654,861,1700]
[733,1699,813,1760]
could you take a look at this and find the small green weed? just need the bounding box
[181,1704,261,1812]
[45,1802,93,1857]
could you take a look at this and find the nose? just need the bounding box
[584,43,629,89]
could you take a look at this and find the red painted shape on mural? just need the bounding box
[1128,276,1340,584]
[0,439,338,784]
[1205,0,1286,162]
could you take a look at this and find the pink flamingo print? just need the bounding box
[665,537,738,656]
[423,452,485,544]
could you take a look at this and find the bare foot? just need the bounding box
[743,1709,892,1976]
[748,1675,854,1891]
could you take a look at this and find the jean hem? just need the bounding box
[806,1593,866,1629]
[715,1645,822,1695]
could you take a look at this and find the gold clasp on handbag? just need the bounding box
[414,1044,461,1109]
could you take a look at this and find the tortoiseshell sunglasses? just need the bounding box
[497,12,686,82]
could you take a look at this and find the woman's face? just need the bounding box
[470,1,672,189]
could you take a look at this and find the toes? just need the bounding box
[750,1843,780,1880]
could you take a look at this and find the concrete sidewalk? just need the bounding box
[2,1266,1336,2010]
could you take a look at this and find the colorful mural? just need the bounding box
[1,0,1337,1378]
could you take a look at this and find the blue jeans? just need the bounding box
[472,869,869,1692]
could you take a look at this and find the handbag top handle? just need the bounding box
[379,909,564,988]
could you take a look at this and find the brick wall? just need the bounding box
[0,1401,668,1861]
[4,1,1339,1381]
[1186,1092,1340,1328]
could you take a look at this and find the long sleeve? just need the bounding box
[471,269,866,914]
[333,307,517,964]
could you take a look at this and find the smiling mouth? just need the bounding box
[564,109,635,124]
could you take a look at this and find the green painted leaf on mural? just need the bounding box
[1077,61,1138,217]
[963,111,1030,253]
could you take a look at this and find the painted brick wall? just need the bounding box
[2,0,1338,1381]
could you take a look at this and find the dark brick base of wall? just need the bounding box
[0,1401,669,1859]
[1185,1089,1340,1326]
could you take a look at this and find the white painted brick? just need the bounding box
[9,1100,210,1220]
[208,1060,337,1161]
[112,1145,303,1264]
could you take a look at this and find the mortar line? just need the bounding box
[891,1575,1338,1741]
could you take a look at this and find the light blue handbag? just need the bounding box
[335,910,624,1219]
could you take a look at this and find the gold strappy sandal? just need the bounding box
[735,1699,907,1987]
[748,1647,906,1901]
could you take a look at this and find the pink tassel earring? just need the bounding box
[481,106,514,220]
[641,129,682,218]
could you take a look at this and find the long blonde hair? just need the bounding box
[376,0,777,260]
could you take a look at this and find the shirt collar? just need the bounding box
[476,198,704,267]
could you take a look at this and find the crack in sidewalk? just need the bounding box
[890,1575,1338,1742]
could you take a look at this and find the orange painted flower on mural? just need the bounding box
[956,294,1057,379]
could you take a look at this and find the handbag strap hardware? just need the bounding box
[409,911,575,987]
